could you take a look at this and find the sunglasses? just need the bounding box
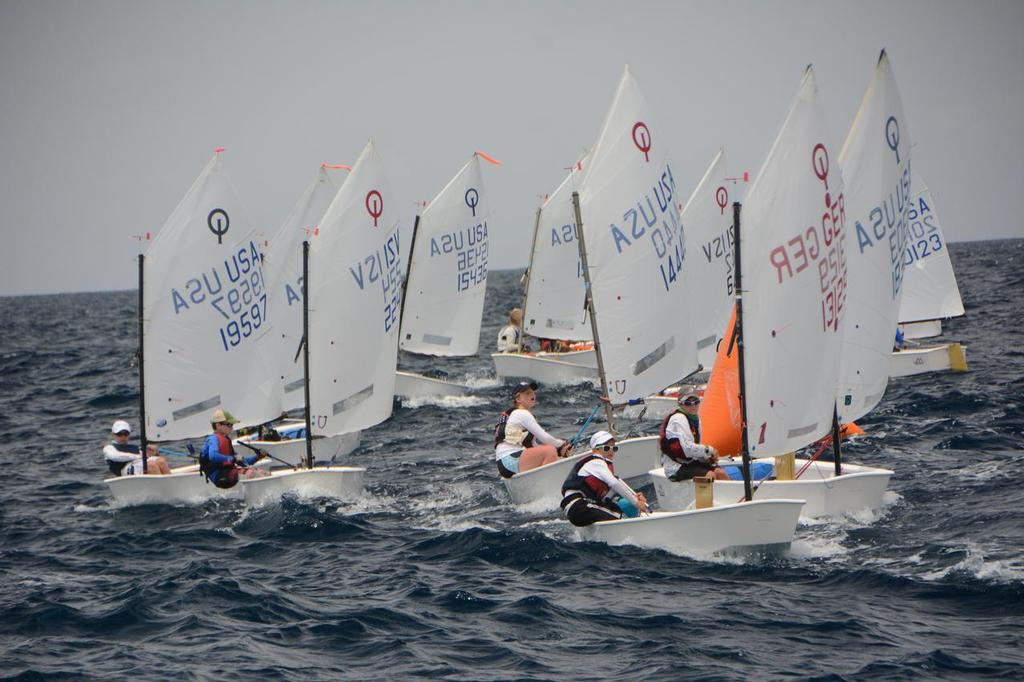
[598,444,619,452]
[115,431,130,436]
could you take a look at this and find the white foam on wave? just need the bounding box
[73,503,108,513]
[921,542,1024,585]
[462,375,501,389]
[402,395,489,409]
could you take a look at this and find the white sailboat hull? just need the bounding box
[236,428,361,467]
[899,319,942,340]
[491,351,598,384]
[650,459,893,518]
[105,464,238,505]
[577,499,804,555]
[241,466,366,506]
[394,371,471,399]
[501,436,661,508]
[890,344,968,377]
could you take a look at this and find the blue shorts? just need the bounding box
[496,451,522,478]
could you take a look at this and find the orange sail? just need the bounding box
[700,305,743,456]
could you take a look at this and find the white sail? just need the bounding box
[836,51,913,422]
[898,174,965,323]
[400,154,491,356]
[742,67,847,456]
[144,152,281,441]
[578,66,697,405]
[266,165,346,412]
[523,157,592,342]
[683,149,735,368]
[308,141,401,436]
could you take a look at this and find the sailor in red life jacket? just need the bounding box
[659,393,730,481]
[199,409,270,489]
[560,431,648,527]
[493,381,573,478]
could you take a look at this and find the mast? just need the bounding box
[733,202,753,501]
[517,206,543,350]
[302,240,314,469]
[398,214,421,331]
[832,406,843,476]
[571,191,616,433]
[137,254,148,474]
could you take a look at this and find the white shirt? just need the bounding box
[574,453,638,505]
[496,324,520,352]
[494,408,564,460]
[104,442,143,465]
[662,412,715,473]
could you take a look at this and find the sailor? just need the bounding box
[893,327,906,351]
[493,381,572,478]
[496,308,524,352]
[659,393,730,481]
[560,431,648,526]
[199,409,269,489]
[103,420,171,476]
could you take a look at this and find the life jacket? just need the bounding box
[107,441,140,475]
[658,410,700,463]
[493,410,535,450]
[561,454,615,501]
[199,433,237,484]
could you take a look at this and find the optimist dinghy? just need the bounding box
[502,435,660,508]
[106,149,283,505]
[659,55,906,519]
[890,173,968,376]
[241,141,401,505]
[394,153,499,399]
[492,156,600,384]
[558,66,803,553]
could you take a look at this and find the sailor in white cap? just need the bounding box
[559,431,648,526]
[658,393,730,481]
[102,420,170,476]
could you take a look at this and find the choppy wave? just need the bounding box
[1,240,1023,679]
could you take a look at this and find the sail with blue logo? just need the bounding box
[143,151,282,441]
[399,154,491,357]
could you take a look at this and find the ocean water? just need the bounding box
[1,239,1022,681]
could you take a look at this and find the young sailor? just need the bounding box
[103,420,171,476]
[496,308,524,352]
[493,381,572,477]
[199,409,269,489]
[659,393,730,481]
[560,431,648,526]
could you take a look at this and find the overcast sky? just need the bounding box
[1,0,1021,296]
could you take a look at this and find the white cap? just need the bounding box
[111,420,131,434]
[589,430,614,450]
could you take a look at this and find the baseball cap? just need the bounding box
[211,409,239,425]
[111,420,131,435]
[589,430,615,450]
[512,381,539,397]
[678,393,701,407]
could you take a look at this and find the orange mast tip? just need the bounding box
[475,150,502,165]
[214,147,226,153]
[322,163,352,170]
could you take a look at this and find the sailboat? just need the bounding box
[492,156,600,385]
[621,148,740,421]
[106,149,279,505]
[552,66,802,554]
[654,59,898,519]
[240,140,400,505]
[235,163,360,463]
[890,173,968,377]
[393,153,496,399]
